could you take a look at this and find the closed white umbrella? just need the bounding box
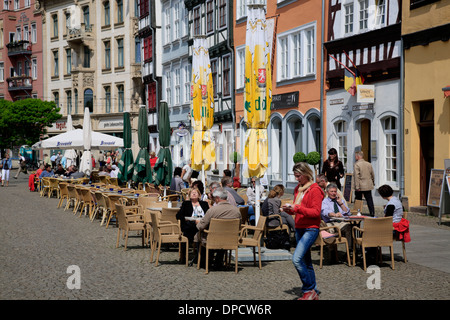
[64,115,77,168]
[79,108,92,176]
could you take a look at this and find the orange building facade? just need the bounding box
[234,0,325,189]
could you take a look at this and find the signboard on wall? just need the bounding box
[427,169,444,207]
[271,91,299,110]
[357,85,375,103]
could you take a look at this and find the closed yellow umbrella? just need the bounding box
[190,36,215,177]
[244,5,272,224]
[244,5,272,179]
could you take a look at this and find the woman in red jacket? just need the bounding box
[283,162,324,300]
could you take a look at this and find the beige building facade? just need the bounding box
[41,0,144,157]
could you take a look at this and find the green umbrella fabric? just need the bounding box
[118,112,134,183]
[154,101,173,186]
[132,106,153,183]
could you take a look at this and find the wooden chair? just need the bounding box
[149,212,189,267]
[57,183,69,209]
[352,217,395,271]
[48,178,60,198]
[108,177,119,186]
[73,186,84,215]
[78,188,95,218]
[351,199,363,215]
[145,183,161,195]
[115,204,145,251]
[65,184,78,212]
[91,191,107,222]
[197,218,241,274]
[239,206,249,225]
[161,207,180,225]
[105,195,126,228]
[40,177,50,197]
[264,212,290,237]
[315,221,351,269]
[239,216,267,269]
[98,175,108,184]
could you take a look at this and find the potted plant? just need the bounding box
[306,151,321,179]
[229,151,241,177]
[293,151,306,164]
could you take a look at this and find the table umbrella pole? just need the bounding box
[202,164,206,197]
[255,178,260,225]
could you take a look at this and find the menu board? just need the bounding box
[343,173,353,203]
[427,169,444,207]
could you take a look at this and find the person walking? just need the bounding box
[1,153,13,187]
[14,153,27,179]
[282,162,324,300]
[353,151,375,217]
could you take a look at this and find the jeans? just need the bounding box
[292,228,319,293]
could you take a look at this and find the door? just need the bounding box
[419,101,434,205]
[360,119,371,162]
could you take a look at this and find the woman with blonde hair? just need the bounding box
[283,162,324,300]
[261,184,295,234]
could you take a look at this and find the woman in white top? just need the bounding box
[377,184,403,223]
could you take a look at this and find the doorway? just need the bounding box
[360,119,371,162]
[418,101,434,205]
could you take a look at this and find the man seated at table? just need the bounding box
[317,174,347,206]
[70,166,85,179]
[320,183,352,246]
[195,187,241,270]
[54,164,66,176]
[39,165,55,179]
[221,176,245,206]
[98,166,110,176]
[208,181,236,207]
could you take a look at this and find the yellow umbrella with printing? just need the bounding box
[190,36,215,188]
[244,5,272,224]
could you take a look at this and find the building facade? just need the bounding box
[234,0,323,188]
[324,0,402,205]
[402,0,450,208]
[42,0,144,156]
[0,0,43,101]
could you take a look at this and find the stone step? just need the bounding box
[231,247,292,262]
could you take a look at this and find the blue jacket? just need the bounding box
[1,158,12,170]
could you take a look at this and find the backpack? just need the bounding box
[264,230,291,250]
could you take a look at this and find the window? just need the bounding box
[117,0,123,23]
[24,60,29,77]
[206,0,214,34]
[83,45,90,68]
[67,90,72,115]
[174,2,180,40]
[3,0,8,10]
[135,37,141,63]
[16,27,21,41]
[218,0,227,29]
[193,7,200,36]
[117,38,124,67]
[236,47,245,89]
[84,88,94,113]
[53,91,59,107]
[74,89,78,113]
[222,55,231,97]
[31,23,37,43]
[14,0,19,10]
[174,67,180,105]
[237,0,247,20]
[23,25,29,42]
[183,64,191,103]
[66,48,71,74]
[344,4,354,34]
[143,35,152,61]
[375,0,386,27]
[25,0,30,7]
[211,59,218,98]
[359,0,368,31]
[53,50,59,76]
[52,14,58,38]
[117,85,124,112]
[83,6,90,28]
[277,25,316,82]
[148,82,157,110]
[0,62,4,82]
[104,1,110,26]
[104,40,111,69]
[165,7,171,44]
[32,58,37,79]
[105,86,111,113]
[335,120,348,167]
[65,12,71,35]
[384,116,397,182]
[165,70,172,105]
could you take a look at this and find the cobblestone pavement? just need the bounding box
[1,176,450,301]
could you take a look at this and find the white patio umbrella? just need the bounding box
[31,129,124,150]
[79,108,92,176]
[64,115,78,168]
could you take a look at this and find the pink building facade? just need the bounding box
[0,0,43,101]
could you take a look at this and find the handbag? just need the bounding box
[264,230,291,250]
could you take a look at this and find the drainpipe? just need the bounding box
[150,0,160,130]
[320,0,325,167]
[399,37,405,199]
